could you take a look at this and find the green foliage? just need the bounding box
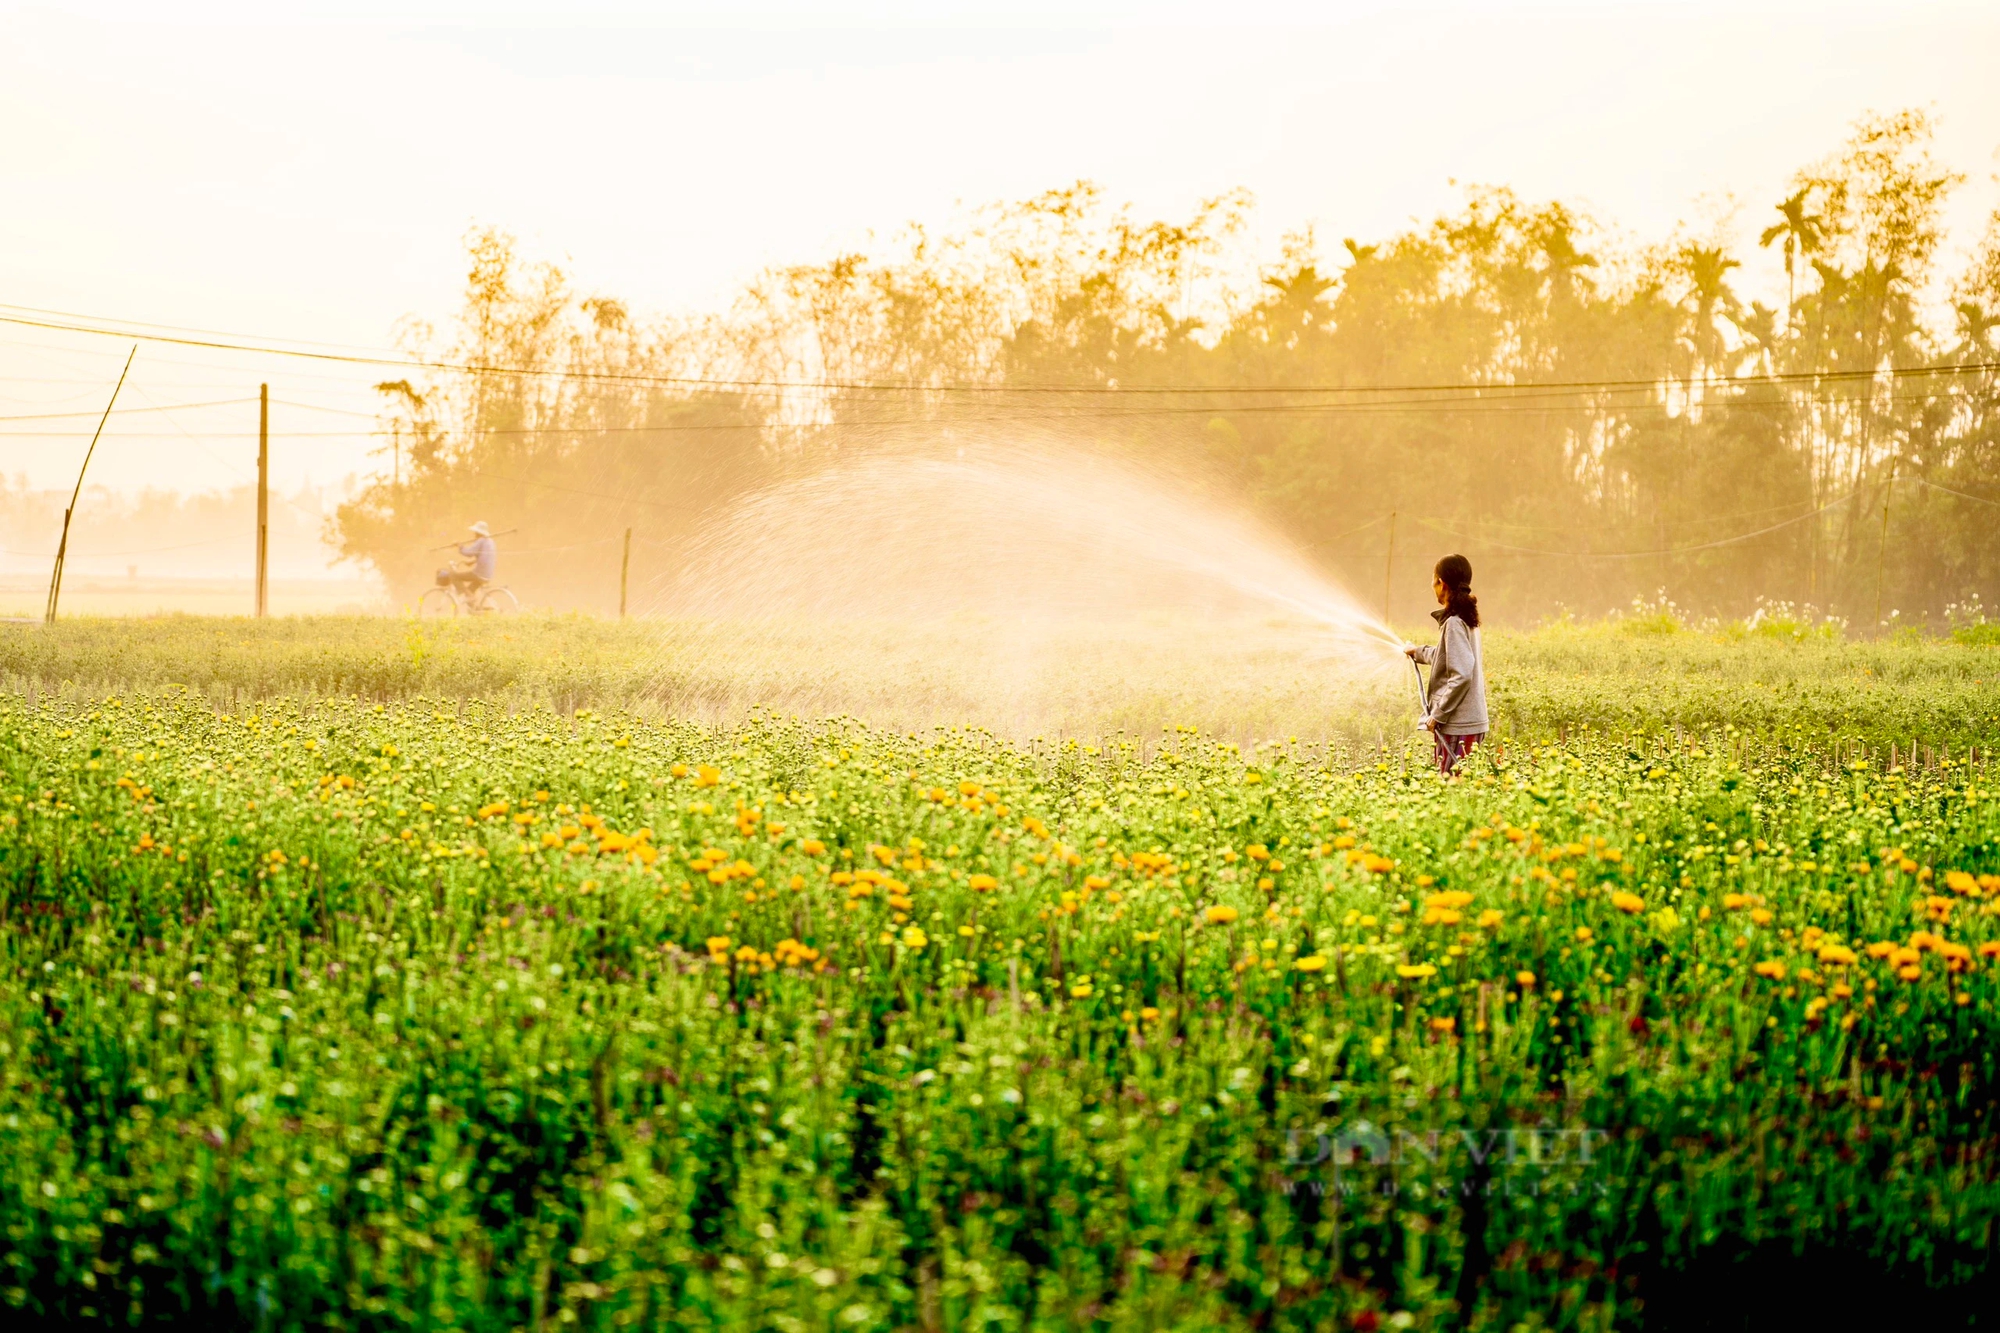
[4,614,1998,754]
[1,634,2000,1326]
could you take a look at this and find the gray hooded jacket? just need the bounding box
[1409,609,1488,736]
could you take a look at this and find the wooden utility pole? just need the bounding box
[45,346,137,625]
[1381,511,1397,624]
[256,385,269,618]
[619,527,632,618]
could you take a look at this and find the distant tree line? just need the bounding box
[335,109,2000,627]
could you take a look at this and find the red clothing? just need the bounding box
[1433,730,1483,775]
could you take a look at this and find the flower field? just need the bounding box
[2,626,2000,1328]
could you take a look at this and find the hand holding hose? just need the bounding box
[1405,647,1432,731]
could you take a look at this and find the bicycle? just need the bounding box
[417,575,520,617]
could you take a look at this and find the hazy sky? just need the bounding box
[2,0,1996,505]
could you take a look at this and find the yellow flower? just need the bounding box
[1610,891,1645,914]
[1515,970,1536,988]
[1139,1007,1160,1021]
[1293,955,1327,972]
[1429,1016,1456,1033]
[1753,960,1786,981]
[1476,910,1505,929]
[900,927,928,950]
[968,873,999,893]
[1205,905,1239,925]
[1069,983,1093,999]
[1396,963,1437,980]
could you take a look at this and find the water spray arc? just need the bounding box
[646,437,1412,737]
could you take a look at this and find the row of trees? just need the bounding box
[335,109,2000,626]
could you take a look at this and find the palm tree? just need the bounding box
[1952,299,2000,362]
[1677,244,1741,387]
[1760,189,1827,331]
[1731,302,1781,378]
[1262,264,1336,313]
[1531,215,1598,308]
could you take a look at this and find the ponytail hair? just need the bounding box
[1435,553,1480,629]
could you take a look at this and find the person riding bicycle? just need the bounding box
[444,521,497,598]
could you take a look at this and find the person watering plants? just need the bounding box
[1402,553,1488,775]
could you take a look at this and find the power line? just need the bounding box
[1421,492,1837,537]
[0,383,1976,441]
[1414,488,1860,560]
[1,534,237,559]
[125,384,326,525]
[0,397,254,424]
[1913,477,2000,508]
[1,303,1996,400]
